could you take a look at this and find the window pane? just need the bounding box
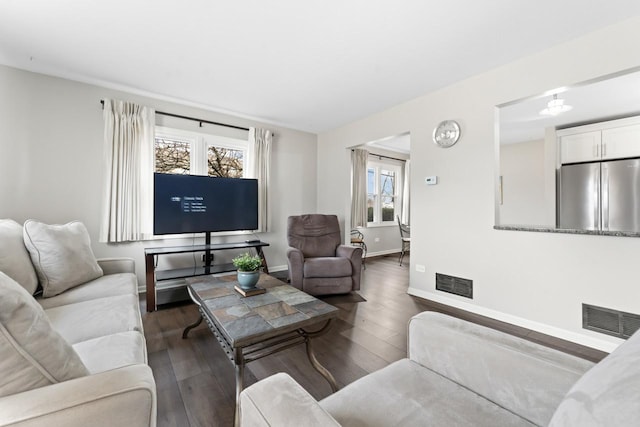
[367,168,375,193]
[380,169,395,196]
[367,194,375,222]
[380,169,396,221]
[155,138,190,174]
[208,146,243,178]
[381,196,395,222]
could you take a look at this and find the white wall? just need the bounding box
[0,65,318,285]
[317,17,640,352]
[499,139,546,225]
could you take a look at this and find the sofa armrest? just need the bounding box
[97,257,135,275]
[240,373,340,426]
[286,247,304,289]
[408,312,595,426]
[0,364,156,427]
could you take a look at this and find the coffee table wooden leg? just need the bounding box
[301,319,338,393]
[234,348,244,427]
[305,338,338,392]
[182,314,203,339]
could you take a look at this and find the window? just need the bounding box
[155,136,191,174]
[367,158,403,225]
[155,126,247,178]
[207,145,243,178]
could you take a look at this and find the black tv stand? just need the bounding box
[144,239,269,312]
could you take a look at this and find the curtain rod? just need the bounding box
[352,149,406,163]
[100,100,250,132]
[371,153,406,162]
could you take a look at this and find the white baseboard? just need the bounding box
[408,287,621,353]
[364,249,401,258]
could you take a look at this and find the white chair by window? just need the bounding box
[397,216,411,266]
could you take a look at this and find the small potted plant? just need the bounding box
[232,252,263,290]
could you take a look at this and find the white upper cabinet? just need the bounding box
[601,124,640,160]
[560,131,602,164]
[559,116,640,164]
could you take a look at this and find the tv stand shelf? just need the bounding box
[144,241,269,312]
[154,263,236,281]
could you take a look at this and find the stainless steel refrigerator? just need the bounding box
[558,158,640,232]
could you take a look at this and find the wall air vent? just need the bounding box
[582,304,640,339]
[435,273,473,299]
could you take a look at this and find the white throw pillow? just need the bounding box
[23,220,103,298]
[0,272,89,397]
[0,219,38,294]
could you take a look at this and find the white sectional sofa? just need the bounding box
[0,219,156,427]
[240,311,640,427]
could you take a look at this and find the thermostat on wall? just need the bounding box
[425,176,438,185]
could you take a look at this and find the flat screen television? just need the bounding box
[154,173,259,235]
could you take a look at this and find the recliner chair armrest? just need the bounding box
[336,245,362,290]
[240,373,340,426]
[97,257,136,275]
[336,245,362,261]
[0,364,156,427]
[286,247,304,289]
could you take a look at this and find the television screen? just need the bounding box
[154,173,258,235]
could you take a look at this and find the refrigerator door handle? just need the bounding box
[602,166,609,230]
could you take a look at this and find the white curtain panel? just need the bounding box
[99,99,155,243]
[402,159,411,225]
[350,148,369,228]
[247,128,272,233]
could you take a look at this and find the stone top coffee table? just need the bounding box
[182,272,339,426]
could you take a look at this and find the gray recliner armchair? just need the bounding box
[286,214,363,295]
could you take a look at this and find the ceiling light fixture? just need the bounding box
[540,94,573,116]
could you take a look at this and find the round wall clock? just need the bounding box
[432,120,461,148]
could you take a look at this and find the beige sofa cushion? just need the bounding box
[73,331,147,374]
[0,219,38,294]
[44,294,143,345]
[320,358,534,427]
[0,272,89,398]
[38,273,138,309]
[23,220,103,297]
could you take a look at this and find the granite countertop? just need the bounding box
[494,224,640,238]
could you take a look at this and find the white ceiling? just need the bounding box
[2,1,640,133]
[367,133,411,155]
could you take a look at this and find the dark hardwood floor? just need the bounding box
[142,254,608,427]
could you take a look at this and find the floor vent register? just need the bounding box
[583,303,640,339]
[435,273,473,299]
